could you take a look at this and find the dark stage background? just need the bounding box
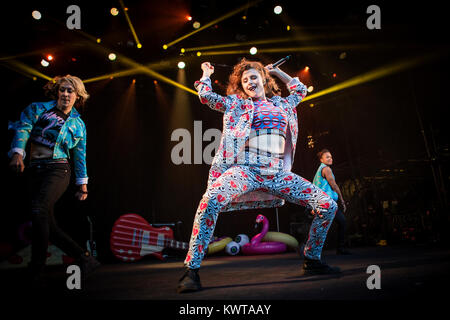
[2,0,449,263]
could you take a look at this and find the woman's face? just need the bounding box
[321,152,333,166]
[57,80,77,110]
[241,68,266,99]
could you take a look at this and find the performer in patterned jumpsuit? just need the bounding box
[178,59,340,293]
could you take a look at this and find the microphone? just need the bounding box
[210,63,232,68]
[272,55,291,68]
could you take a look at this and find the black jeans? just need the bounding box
[29,162,85,270]
[334,208,347,249]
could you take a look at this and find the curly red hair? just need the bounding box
[226,58,280,99]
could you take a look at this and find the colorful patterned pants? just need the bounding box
[184,165,337,269]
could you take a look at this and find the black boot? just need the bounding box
[79,252,101,278]
[177,268,202,293]
[300,257,341,276]
[27,262,47,290]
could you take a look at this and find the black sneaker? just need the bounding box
[300,257,341,276]
[177,268,202,293]
[336,248,352,255]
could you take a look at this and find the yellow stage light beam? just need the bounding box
[4,60,52,81]
[165,0,262,48]
[302,52,445,103]
[119,0,142,48]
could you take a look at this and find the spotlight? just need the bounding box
[180,48,185,53]
[307,86,314,92]
[46,55,53,61]
[197,51,202,57]
[309,103,315,108]
[40,59,49,67]
[339,52,347,59]
[242,16,247,20]
[274,6,283,14]
[186,15,192,21]
[286,25,291,31]
[96,38,101,43]
[111,8,119,16]
[108,53,117,61]
[163,44,168,50]
[249,47,257,55]
[32,10,42,20]
[33,77,37,81]
[153,80,158,84]
[304,66,310,71]
[332,73,337,78]
[137,43,142,49]
[132,79,136,84]
[178,61,186,69]
[193,21,201,29]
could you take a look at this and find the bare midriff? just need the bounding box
[30,142,54,159]
[247,133,285,154]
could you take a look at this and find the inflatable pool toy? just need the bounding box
[235,234,249,247]
[241,215,287,255]
[207,236,232,255]
[225,241,240,255]
[262,231,299,250]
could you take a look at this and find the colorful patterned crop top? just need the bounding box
[250,99,288,139]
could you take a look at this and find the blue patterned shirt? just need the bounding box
[8,100,88,185]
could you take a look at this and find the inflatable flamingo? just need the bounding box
[241,214,287,255]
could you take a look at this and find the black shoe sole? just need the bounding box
[177,284,202,293]
[300,267,341,276]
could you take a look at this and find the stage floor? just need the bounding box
[2,244,450,301]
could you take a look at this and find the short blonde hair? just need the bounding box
[43,75,90,107]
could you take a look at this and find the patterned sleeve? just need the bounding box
[194,77,236,113]
[72,120,88,185]
[285,77,308,108]
[7,103,40,159]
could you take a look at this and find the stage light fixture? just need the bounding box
[33,77,37,81]
[333,73,337,78]
[309,103,315,108]
[163,44,168,50]
[96,38,101,43]
[186,15,192,21]
[193,21,201,29]
[137,43,142,49]
[154,80,158,84]
[108,53,117,61]
[32,10,42,20]
[242,16,247,20]
[305,66,310,71]
[132,79,136,84]
[46,55,53,61]
[40,59,49,67]
[181,48,185,53]
[250,47,257,55]
[197,51,202,56]
[178,61,186,69]
[307,86,314,92]
[339,52,347,59]
[286,25,291,31]
[111,8,119,16]
[274,6,282,14]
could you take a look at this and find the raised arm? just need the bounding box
[194,62,237,113]
[265,64,307,108]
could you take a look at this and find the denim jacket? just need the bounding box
[8,100,88,185]
[194,76,307,212]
